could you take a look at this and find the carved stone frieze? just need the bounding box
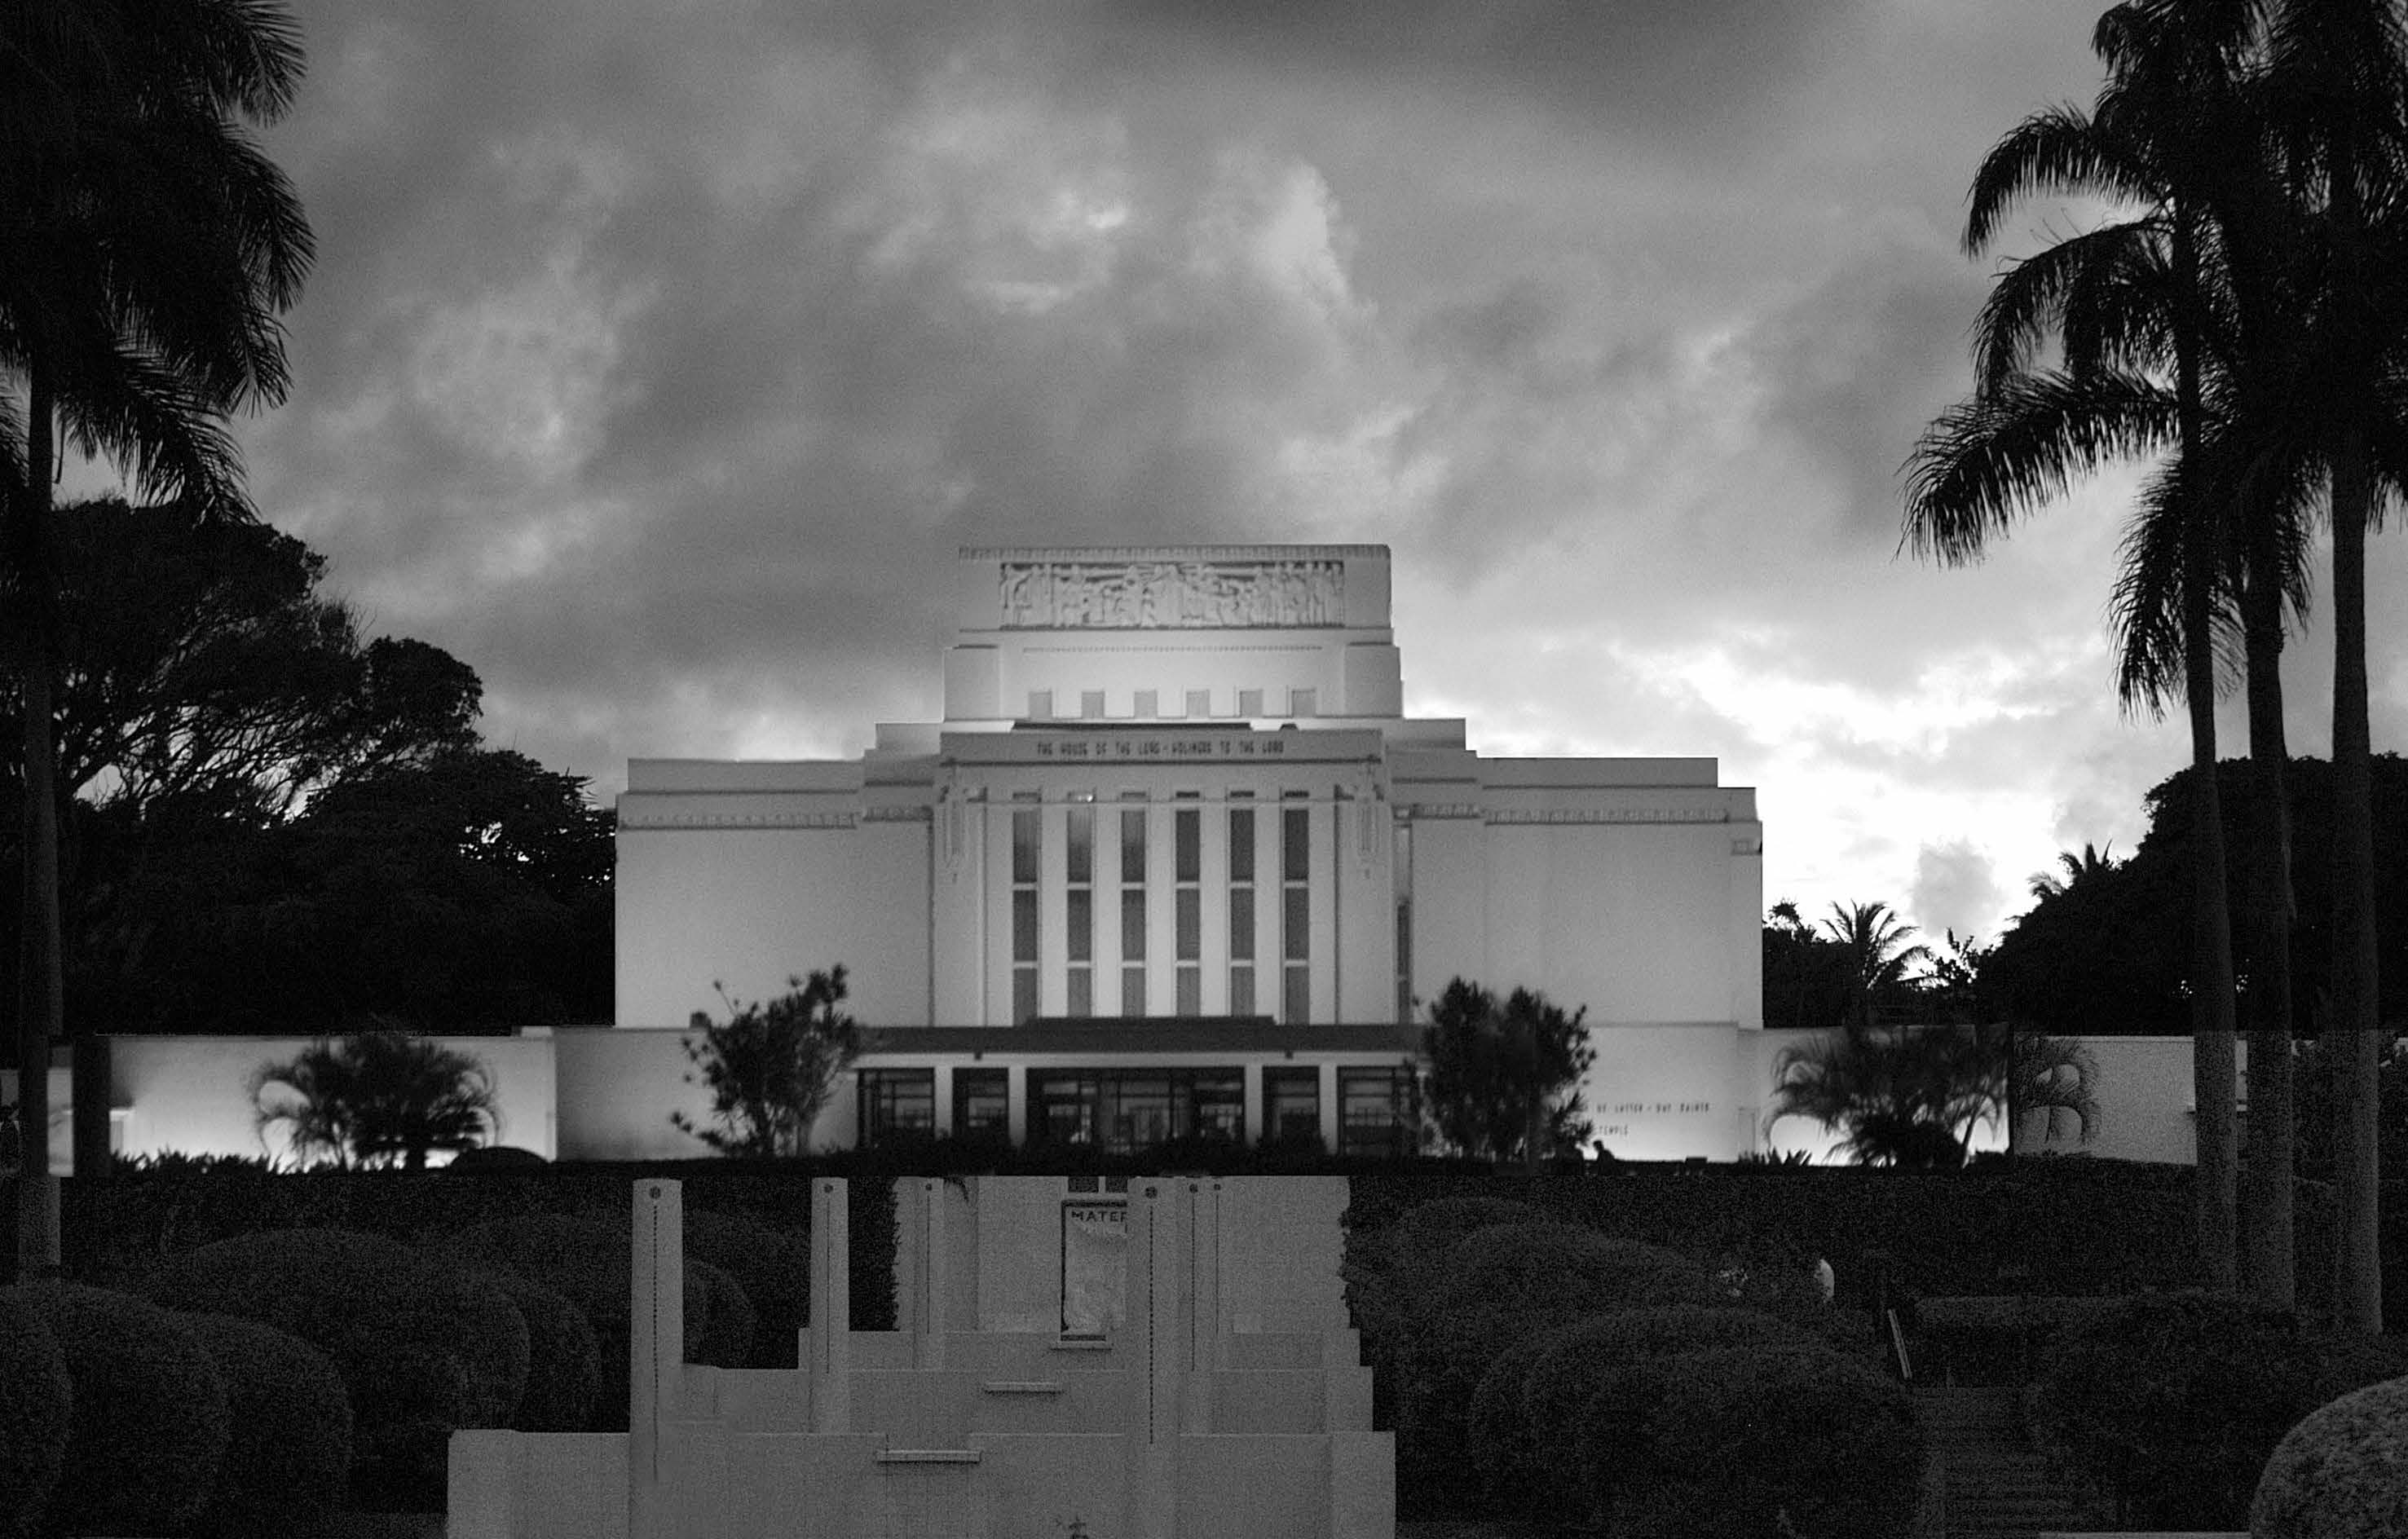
[999,559,1343,629]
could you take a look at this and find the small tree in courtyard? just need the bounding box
[674,968,859,1156]
[1421,978,1594,1166]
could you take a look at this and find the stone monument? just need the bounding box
[449,1175,1394,1539]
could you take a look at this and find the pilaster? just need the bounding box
[628,1180,684,1539]
[809,1178,850,1432]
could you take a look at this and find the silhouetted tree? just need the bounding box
[251,1029,499,1169]
[673,969,860,1157]
[1420,978,1594,1166]
[3,0,315,1265]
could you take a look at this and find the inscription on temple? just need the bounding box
[999,559,1343,628]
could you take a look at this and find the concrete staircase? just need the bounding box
[1914,1386,2099,1539]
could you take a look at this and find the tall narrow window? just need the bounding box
[1066,795,1094,1017]
[1175,794,1202,1014]
[1282,791,1310,1025]
[1228,795,1256,1016]
[1120,792,1147,1015]
[1012,792,1040,1024]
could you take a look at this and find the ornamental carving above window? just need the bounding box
[999,560,1343,629]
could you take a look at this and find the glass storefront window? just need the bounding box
[858,1068,936,1148]
[1264,1066,1321,1149]
[1025,1069,1246,1153]
[1337,1067,1418,1158]
[954,1067,1008,1144]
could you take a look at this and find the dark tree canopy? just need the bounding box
[0,501,614,1043]
[1420,977,1594,1161]
[2,496,480,818]
[1982,755,2408,1035]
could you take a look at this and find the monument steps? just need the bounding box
[1914,1386,2101,1538]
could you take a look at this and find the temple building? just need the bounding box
[614,545,1770,1158]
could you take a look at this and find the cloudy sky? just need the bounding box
[157,0,2408,947]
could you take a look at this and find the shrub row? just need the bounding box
[1347,1195,1927,1534]
[2027,1290,2408,1531]
[0,1283,348,1539]
[64,1153,870,1327]
[1343,1158,2207,1304]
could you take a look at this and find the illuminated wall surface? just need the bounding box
[11,1031,2204,1171]
[4,550,2207,1168]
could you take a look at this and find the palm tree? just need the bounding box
[2251,0,2408,1334]
[2,0,312,1271]
[1818,901,1931,1030]
[2029,841,2121,901]
[1766,1022,2047,1166]
[252,1030,501,1170]
[1904,0,2258,1290]
[2003,1025,2106,1151]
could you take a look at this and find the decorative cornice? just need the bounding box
[961,545,1386,561]
[1487,808,1733,826]
[864,805,933,823]
[619,810,858,831]
[1396,804,1735,826]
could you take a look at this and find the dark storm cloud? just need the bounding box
[203,0,2399,942]
[1094,0,1863,158]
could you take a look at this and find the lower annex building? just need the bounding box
[615,545,1771,1159]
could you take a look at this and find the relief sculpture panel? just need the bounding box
[998,559,1343,628]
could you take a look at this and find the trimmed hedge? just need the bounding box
[1599,1342,1925,1539]
[684,1209,809,1367]
[68,1155,903,1330]
[1341,1158,2207,1304]
[435,1212,756,1431]
[1397,1222,1716,1510]
[15,1282,231,1537]
[1477,1306,1815,1522]
[2251,1373,2408,1539]
[1340,1193,1547,1435]
[0,1287,72,1537]
[2027,1290,2408,1530]
[479,1271,602,1432]
[142,1228,529,1507]
[1914,1294,2127,1385]
[179,1311,355,1537]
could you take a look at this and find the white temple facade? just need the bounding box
[614,545,1767,1158]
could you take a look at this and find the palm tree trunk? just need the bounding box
[12,364,64,1278]
[2173,212,2239,1293]
[2238,559,2296,1310]
[2328,421,2382,1334]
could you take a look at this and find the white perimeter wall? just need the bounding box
[616,824,929,1029]
[20,1030,2209,1172]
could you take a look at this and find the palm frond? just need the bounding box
[1965,105,2156,256]
[1901,368,2178,565]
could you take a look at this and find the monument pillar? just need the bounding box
[628,1180,684,1539]
[902,1176,950,1368]
[1181,1180,1222,1431]
[809,1177,850,1433]
[1130,1180,1189,1538]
